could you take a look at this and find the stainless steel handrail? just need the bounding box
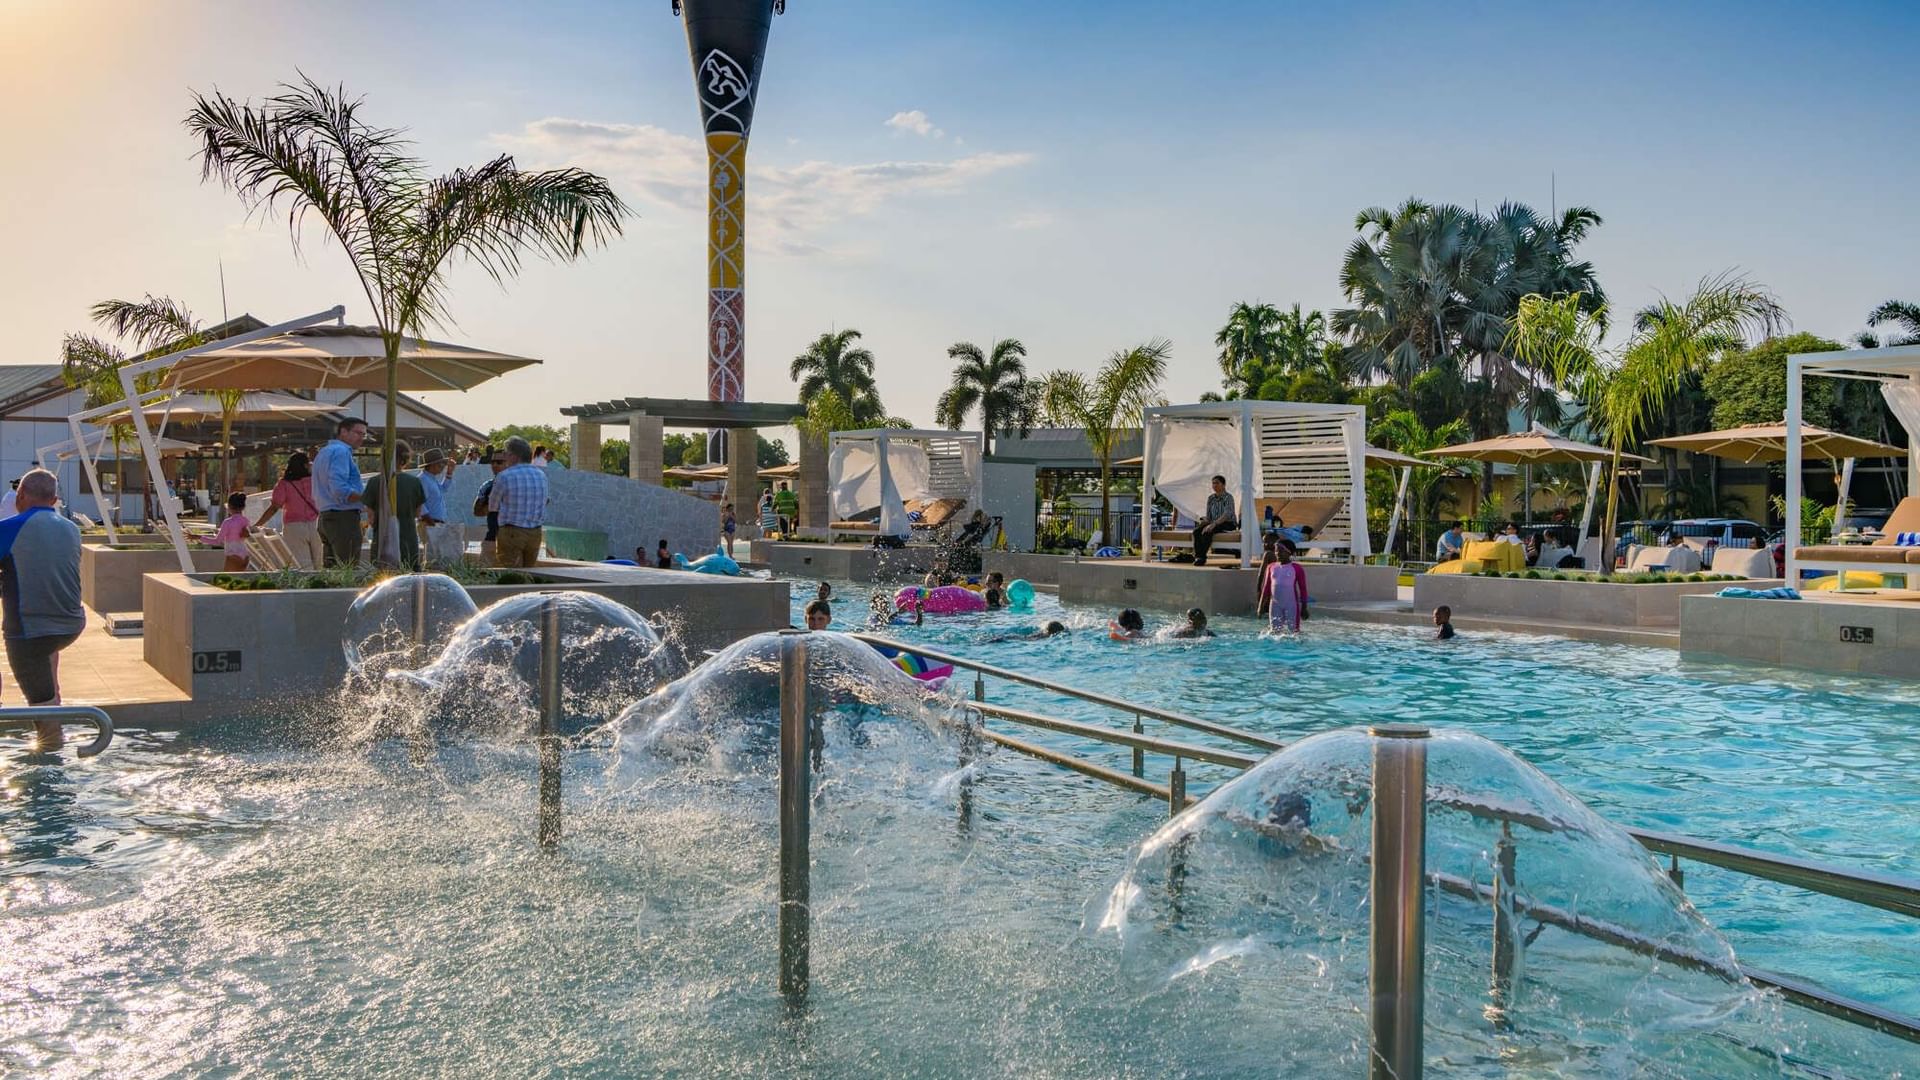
[969,701,1261,770]
[1627,828,1920,921]
[0,705,113,757]
[850,631,1281,750]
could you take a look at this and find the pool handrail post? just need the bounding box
[537,595,562,848]
[0,705,114,757]
[1369,723,1428,1080]
[1131,713,1145,778]
[778,629,811,1005]
[1490,821,1518,1027]
[411,574,429,667]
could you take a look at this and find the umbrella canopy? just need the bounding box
[167,326,539,391]
[1425,427,1654,466]
[41,430,200,462]
[664,464,728,482]
[94,391,339,426]
[759,462,800,480]
[1648,422,1906,465]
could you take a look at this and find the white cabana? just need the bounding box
[1785,344,1920,589]
[36,431,201,533]
[1140,401,1370,568]
[826,428,983,541]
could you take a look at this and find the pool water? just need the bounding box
[1,579,1915,1077]
[808,580,1920,1015]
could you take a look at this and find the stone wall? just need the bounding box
[443,463,722,564]
[82,543,227,614]
[1059,559,1398,614]
[1681,594,1920,677]
[1414,573,1776,628]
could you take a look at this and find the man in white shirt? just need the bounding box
[0,479,17,520]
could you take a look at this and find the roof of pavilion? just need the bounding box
[559,396,806,429]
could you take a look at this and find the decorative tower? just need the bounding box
[674,0,782,462]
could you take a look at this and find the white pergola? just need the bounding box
[1786,343,1920,586]
[1140,400,1370,568]
[827,428,984,538]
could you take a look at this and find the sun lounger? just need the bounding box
[1627,544,1702,574]
[1792,496,1920,589]
[1710,547,1776,579]
[1149,497,1346,557]
[1427,539,1527,575]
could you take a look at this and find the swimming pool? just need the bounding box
[806,580,1920,1016]
[2,580,1915,1076]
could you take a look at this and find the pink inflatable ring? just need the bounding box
[895,585,988,615]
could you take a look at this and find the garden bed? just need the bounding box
[81,542,228,615]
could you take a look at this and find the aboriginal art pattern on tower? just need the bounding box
[677,2,778,414]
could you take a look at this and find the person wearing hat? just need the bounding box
[415,446,462,568]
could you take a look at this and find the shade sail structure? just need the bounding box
[1425,426,1654,466]
[166,326,539,391]
[93,391,339,425]
[40,429,199,461]
[1648,422,1906,464]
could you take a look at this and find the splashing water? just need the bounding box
[393,590,669,740]
[1094,727,1789,1075]
[341,573,479,680]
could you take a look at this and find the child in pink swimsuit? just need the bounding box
[215,492,253,571]
[1265,546,1308,633]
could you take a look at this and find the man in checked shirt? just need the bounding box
[487,436,548,568]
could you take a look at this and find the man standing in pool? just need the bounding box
[1191,475,1237,566]
[0,470,85,749]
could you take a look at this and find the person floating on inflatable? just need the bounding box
[896,585,987,615]
[1005,578,1035,612]
[870,590,924,627]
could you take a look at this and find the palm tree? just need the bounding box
[1214,302,1282,396]
[187,76,628,563]
[790,328,886,426]
[1368,409,1470,558]
[1507,275,1783,574]
[934,338,1028,454]
[1867,300,1920,346]
[89,295,265,493]
[1036,339,1171,543]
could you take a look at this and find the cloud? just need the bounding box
[496,118,1031,256]
[1004,211,1055,231]
[885,109,943,139]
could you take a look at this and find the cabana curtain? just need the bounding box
[1154,418,1260,523]
[828,439,932,530]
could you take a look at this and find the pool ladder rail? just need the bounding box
[847,630,1920,1050]
[0,704,114,757]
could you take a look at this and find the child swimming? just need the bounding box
[1109,608,1147,640]
[1168,607,1215,639]
[987,620,1069,643]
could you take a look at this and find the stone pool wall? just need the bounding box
[1681,593,1920,677]
[758,542,941,582]
[143,564,789,705]
[1058,559,1398,614]
[1414,574,1774,628]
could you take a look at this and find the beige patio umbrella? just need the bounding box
[1648,422,1905,465]
[40,430,200,461]
[759,462,801,481]
[94,391,340,425]
[664,464,728,482]
[165,325,540,391]
[1650,421,1906,517]
[1426,426,1654,549]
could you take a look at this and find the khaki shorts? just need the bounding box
[495,525,543,568]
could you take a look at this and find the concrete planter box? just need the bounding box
[1058,559,1398,615]
[1681,594,1920,677]
[1414,573,1776,628]
[758,541,940,582]
[982,551,1075,586]
[143,564,789,702]
[82,543,227,614]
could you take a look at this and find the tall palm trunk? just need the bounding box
[219,413,235,494]
[1098,459,1113,546]
[378,347,401,565]
[1599,448,1623,578]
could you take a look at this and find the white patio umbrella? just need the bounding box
[94,391,340,426]
[171,326,539,391]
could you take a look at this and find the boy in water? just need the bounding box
[1433,605,1456,640]
[817,581,832,603]
[988,620,1067,643]
[1169,607,1214,639]
[805,598,832,630]
[1110,608,1146,640]
[983,586,1005,610]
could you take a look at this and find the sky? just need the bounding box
[3,0,1917,445]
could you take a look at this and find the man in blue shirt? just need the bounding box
[311,416,368,566]
[487,437,549,567]
[416,447,461,567]
[0,470,85,747]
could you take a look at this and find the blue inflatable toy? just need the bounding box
[1006,578,1036,612]
[674,544,742,575]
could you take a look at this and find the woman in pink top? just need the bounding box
[1265,545,1308,633]
[255,452,323,569]
[215,492,253,571]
